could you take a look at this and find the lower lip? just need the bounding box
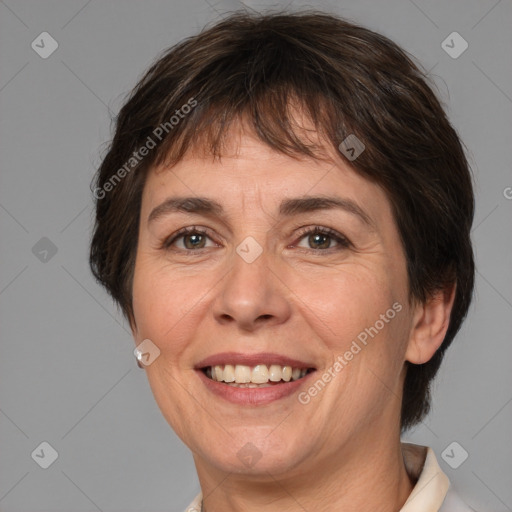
[196,370,314,405]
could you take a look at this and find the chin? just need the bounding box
[193,428,312,477]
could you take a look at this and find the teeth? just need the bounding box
[251,365,269,384]
[269,364,282,382]
[207,364,310,384]
[234,365,251,383]
[282,366,292,382]
[223,364,235,382]
[214,366,223,382]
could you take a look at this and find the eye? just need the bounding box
[294,226,351,251]
[162,227,218,251]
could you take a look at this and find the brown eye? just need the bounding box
[295,227,351,251]
[308,233,332,249]
[163,227,217,251]
[182,233,207,249]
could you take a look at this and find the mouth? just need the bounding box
[195,352,317,404]
[202,364,315,387]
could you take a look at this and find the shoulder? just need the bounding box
[439,487,476,512]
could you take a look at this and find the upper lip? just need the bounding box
[195,352,316,369]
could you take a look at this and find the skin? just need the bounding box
[131,123,455,512]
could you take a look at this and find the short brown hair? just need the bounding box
[90,11,475,432]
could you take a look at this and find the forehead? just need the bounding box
[142,132,392,223]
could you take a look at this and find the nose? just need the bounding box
[212,249,292,332]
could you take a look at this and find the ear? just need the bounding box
[405,284,456,364]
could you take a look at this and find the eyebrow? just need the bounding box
[279,196,373,227]
[148,195,374,228]
[148,197,224,224]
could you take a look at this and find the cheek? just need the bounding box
[132,261,182,350]
[131,257,218,360]
[289,263,404,351]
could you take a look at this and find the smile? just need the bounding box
[196,352,317,404]
[204,364,314,387]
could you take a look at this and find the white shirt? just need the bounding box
[184,442,474,512]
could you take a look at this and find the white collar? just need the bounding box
[400,442,450,511]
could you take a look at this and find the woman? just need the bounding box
[90,11,475,511]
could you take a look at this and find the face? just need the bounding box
[131,128,416,479]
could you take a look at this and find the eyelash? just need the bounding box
[161,226,213,250]
[293,225,351,252]
[161,225,351,253]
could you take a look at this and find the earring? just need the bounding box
[134,345,145,368]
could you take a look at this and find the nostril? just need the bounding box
[256,314,273,321]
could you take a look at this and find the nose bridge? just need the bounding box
[213,241,291,330]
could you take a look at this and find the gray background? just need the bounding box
[0,0,511,511]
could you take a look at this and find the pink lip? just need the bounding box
[195,352,316,369]
[196,369,315,405]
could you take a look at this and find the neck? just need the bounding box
[195,430,415,512]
